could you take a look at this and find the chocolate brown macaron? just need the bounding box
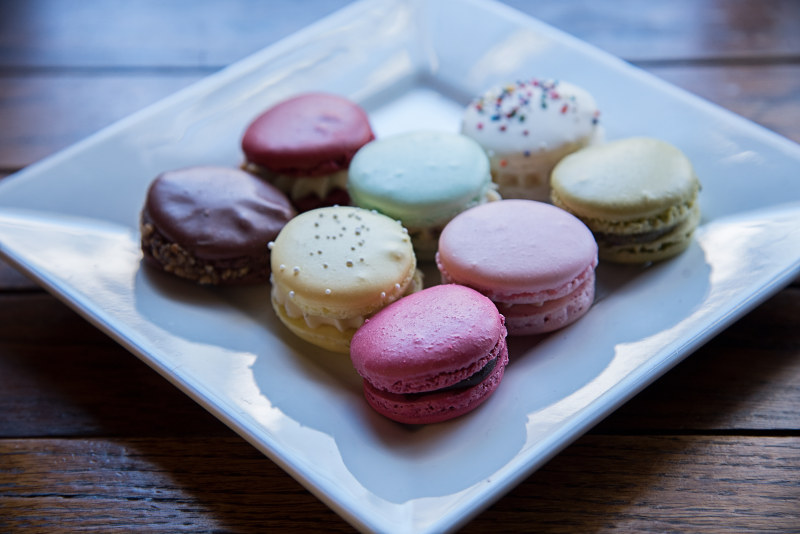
[241,92,375,212]
[140,166,296,285]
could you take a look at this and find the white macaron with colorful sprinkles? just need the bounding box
[461,78,602,202]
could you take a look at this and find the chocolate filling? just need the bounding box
[405,358,498,399]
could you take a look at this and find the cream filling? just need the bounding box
[408,187,501,260]
[551,188,699,235]
[270,269,424,333]
[244,163,348,201]
[270,281,363,332]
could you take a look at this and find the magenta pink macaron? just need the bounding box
[436,199,598,336]
[349,284,508,425]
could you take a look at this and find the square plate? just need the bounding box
[1,0,799,532]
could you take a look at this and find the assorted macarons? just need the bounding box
[461,78,601,202]
[347,130,499,260]
[140,166,295,285]
[436,199,598,336]
[241,92,375,212]
[269,206,423,354]
[551,137,701,263]
[140,85,703,424]
[350,284,508,424]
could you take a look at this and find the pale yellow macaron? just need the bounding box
[269,206,422,353]
[550,137,701,263]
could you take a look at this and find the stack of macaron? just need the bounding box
[140,166,296,285]
[241,92,375,212]
[350,284,508,424]
[268,205,423,354]
[435,199,598,336]
[461,78,602,202]
[138,80,703,426]
[550,137,702,263]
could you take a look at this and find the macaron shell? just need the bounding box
[436,200,597,296]
[144,166,295,260]
[270,206,417,318]
[361,347,508,425]
[550,137,700,221]
[241,92,375,176]
[350,284,506,393]
[496,272,595,335]
[347,131,494,229]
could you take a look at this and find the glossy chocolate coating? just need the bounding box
[241,92,375,177]
[143,166,295,260]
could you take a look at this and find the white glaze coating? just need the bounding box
[461,79,600,156]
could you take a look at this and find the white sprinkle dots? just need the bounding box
[325,288,332,295]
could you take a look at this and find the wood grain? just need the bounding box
[1,1,799,532]
[465,435,800,533]
[0,287,796,439]
[2,435,798,532]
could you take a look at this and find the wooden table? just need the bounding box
[1,1,798,531]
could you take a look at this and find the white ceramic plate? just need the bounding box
[1,1,799,532]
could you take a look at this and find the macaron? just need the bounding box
[241,92,375,212]
[350,284,508,424]
[436,199,598,335]
[269,206,423,354]
[461,78,601,202]
[140,166,296,285]
[550,137,701,263]
[347,130,499,260]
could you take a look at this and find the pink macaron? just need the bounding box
[436,199,598,335]
[350,284,508,424]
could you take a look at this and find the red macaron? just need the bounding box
[241,92,375,212]
[349,284,508,424]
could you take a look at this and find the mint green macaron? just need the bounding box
[347,130,499,260]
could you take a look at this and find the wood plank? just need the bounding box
[516,0,800,62]
[1,0,798,70]
[0,286,796,438]
[0,437,354,532]
[465,435,800,533]
[0,64,797,172]
[0,74,202,170]
[0,0,352,69]
[649,64,800,143]
[0,344,229,439]
[1,435,797,532]
[0,293,229,438]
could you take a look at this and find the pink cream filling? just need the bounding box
[437,253,597,306]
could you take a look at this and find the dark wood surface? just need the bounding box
[1,1,798,532]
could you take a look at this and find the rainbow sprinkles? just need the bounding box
[460,77,603,201]
[469,79,600,143]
